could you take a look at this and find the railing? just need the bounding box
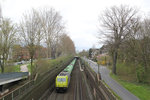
[0,57,73,100]
[0,80,34,100]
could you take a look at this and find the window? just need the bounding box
[57,78,66,82]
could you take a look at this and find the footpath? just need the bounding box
[83,58,139,100]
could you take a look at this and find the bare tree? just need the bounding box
[41,8,64,58]
[98,5,140,74]
[135,18,150,82]
[58,34,76,56]
[114,18,150,82]
[0,18,17,73]
[19,9,43,76]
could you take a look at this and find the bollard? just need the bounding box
[93,88,96,100]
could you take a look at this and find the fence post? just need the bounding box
[19,88,20,95]
[24,84,26,91]
[12,92,14,100]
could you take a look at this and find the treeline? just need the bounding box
[99,5,150,83]
[0,8,75,73]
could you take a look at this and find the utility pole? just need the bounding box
[97,61,100,74]
[97,55,101,74]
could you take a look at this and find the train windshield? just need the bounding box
[57,78,66,82]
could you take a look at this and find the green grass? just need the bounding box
[14,65,21,72]
[110,73,150,100]
[27,64,32,73]
[0,64,21,73]
[108,61,137,81]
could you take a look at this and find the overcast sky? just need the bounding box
[1,0,150,51]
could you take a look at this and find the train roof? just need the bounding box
[56,75,67,78]
[58,72,70,76]
[74,56,79,58]
[56,58,76,78]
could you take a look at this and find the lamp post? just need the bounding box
[97,62,100,74]
[97,55,101,74]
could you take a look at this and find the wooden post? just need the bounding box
[93,88,96,100]
[12,92,14,100]
[98,64,100,74]
[0,85,3,92]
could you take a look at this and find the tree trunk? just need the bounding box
[30,56,33,79]
[112,51,118,75]
[47,46,51,58]
[1,54,5,73]
[1,65,4,73]
[0,61,4,73]
[143,54,148,72]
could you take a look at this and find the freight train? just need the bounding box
[55,57,77,92]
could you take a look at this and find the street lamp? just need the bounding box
[97,55,101,74]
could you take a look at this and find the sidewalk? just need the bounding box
[20,64,28,72]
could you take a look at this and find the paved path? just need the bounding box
[20,64,28,72]
[83,57,140,100]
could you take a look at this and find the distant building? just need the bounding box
[91,49,100,58]
[12,45,48,61]
[13,46,30,61]
[99,45,108,55]
[89,45,109,59]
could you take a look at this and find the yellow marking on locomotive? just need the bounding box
[55,76,68,88]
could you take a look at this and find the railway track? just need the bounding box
[73,83,77,100]
[46,58,116,100]
[73,60,83,100]
[47,59,90,100]
[79,75,83,100]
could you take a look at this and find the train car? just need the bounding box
[55,58,76,92]
[55,73,70,91]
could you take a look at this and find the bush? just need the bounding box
[136,65,146,83]
[1,65,21,73]
[116,62,137,82]
[116,61,150,84]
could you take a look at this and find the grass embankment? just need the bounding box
[27,63,33,73]
[110,62,150,100]
[0,65,21,73]
[27,56,72,75]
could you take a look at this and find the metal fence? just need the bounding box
[0,80,34,100]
